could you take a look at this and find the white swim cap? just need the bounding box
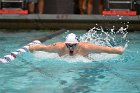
[65,33,79,44]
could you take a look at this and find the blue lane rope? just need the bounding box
[0,40,41,63]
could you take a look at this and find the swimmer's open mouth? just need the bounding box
[69,51,74,56]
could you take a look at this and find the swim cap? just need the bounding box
[65,33,79,44]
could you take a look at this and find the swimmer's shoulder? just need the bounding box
[78,42,97,49]
[51,42,65,48]
[53,42,65,46]
[78,42,95,46]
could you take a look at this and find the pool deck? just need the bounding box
[0,14,140,31]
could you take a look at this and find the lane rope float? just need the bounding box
[0,40,41,63]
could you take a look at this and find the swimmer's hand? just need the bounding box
[29,44,41,52]
[114,47,125,54]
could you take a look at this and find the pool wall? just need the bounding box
[0,14,140,31]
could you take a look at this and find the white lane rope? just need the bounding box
[0,40,41,63]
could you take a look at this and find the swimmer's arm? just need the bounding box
[29,44,47,52]
[29,42,63,53]
[88,44,124,54]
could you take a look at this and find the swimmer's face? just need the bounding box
[65,43,77,52]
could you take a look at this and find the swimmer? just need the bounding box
[29,33,124,57]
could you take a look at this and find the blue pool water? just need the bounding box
[0,30,140,93]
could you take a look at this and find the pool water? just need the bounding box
[0,30,140,93]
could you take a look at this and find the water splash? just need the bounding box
[78,26,129,61]
[80,26,129,48]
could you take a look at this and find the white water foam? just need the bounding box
[33,51,92,63]
[33,51,120,63]
[88,53,119,61]
[33,51,59,59]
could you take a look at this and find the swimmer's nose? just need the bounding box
[69,47,75,51]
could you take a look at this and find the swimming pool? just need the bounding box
[0,30,140,93]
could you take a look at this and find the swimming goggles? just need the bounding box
[65,43,77,49]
